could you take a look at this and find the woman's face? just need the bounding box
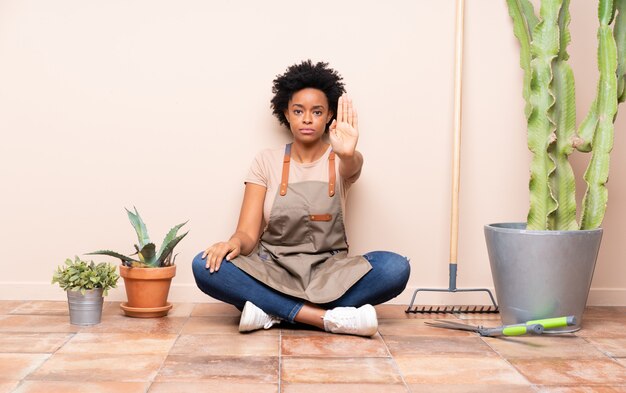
[284,88,333,145]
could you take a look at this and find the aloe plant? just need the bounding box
[507,0,626,230]
[88,207,189,268]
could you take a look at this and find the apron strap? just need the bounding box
[280,143,291,196]
[280,143,336,197]
[328,150,336,197]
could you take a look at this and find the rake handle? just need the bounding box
[450,0,465,267]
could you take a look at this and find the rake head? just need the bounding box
[405,304,499,314]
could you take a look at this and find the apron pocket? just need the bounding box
[263,207,311,246]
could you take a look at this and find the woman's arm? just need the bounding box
[329,94,363,179]
[202,183,266,273]
[337,151,363,181]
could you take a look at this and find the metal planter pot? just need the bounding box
[67,288,104,326]
[484,223,602,333]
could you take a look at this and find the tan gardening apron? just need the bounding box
[231,143,372,304]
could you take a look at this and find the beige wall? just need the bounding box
[1,0,624,305]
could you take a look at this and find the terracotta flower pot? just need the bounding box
[119,265,176,318]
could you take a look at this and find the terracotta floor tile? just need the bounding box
[450,318,504,327]
[281,357,402,384]
[180,316,239,334]
[577,320,626,338]
[0,301,26,314]
[375,304,413,319]
[586,338,626,358]
[509,358,626,385]
[282,383,409,393]
[280,325,329,336]
[407,384,536,392]
[182,316,278,335]
[100,303,121,316]
[455,312,503,321]
[58,333,177,355]
[155,355,277,383]
[0,381,19,393]
[394,356,529,384]
[167,303,202,318]
[101,302,194,318]
[376,304,459,320]
[149,381,277,393]
[0,315,80,333]
[10,301,69,316]
[81,315,185,334]
[14,381,150,393]
[170,334,278,356]
[27,353,166,382]
[4,301,624,390]
[535,386,626,392]
[583,307,626,319]
[378,319,474,337]
[0,353,50,379]
[484,336,606,359]
[385,335,498,357]
[190,303,241,317]
[400,309,473,320]
[0,333,72,353]
[281,334,389,357]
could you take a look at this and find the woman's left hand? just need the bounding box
[329,94,359,158]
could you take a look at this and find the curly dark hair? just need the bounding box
[271,60,345,129]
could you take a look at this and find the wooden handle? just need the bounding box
[450,0,465,265]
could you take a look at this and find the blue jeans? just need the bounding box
[191,251,410,322]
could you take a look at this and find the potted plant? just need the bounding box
[52,256,119,326]
[88,207,188,318]
[485,0,626,331]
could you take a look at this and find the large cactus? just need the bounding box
[507,0,626,230]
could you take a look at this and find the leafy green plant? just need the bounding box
[87,207,189,268]
[52,256,119,295]
[507,0,626,230]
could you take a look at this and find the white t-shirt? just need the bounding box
[244,145,361,225]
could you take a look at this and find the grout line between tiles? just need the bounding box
[146,312,188,391]
[479,335,535,386]
[579,334,623,361]
[379,332,411,392]
[20,327,76,382]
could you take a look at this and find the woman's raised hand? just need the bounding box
[329,93,359,158]
[202,239,241,273]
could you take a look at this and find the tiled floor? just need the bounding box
[0,301,625,392]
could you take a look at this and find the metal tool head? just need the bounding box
[424,320,482,332]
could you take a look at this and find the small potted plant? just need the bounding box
[52,256,119,326]
[88,207,188,318]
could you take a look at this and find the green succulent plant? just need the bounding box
[52,256,119,295]
[87,207,189,268]
[507,0,626,230]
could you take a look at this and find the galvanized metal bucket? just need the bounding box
[484,223,602,333]
[67,288,104,326]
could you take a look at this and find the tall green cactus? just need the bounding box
[507,0,626,230]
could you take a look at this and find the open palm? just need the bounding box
[329,94,359,157]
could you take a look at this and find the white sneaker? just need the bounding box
[323,304,378,337]
[239,301,281,332]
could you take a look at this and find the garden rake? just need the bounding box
[406,0,498,314]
